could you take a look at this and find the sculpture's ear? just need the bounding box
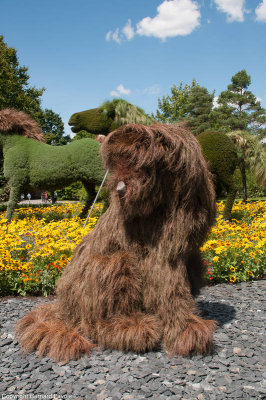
[96,134,106,143]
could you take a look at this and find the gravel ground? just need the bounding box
[0,280,265,400]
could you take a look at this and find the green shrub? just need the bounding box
[197,131,238,219]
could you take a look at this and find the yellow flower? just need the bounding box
[212,256,219,262]
[229,275,236,283]
[230,267,236,272]
[248,271,253,276]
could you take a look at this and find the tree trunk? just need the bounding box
[239,157,247,202]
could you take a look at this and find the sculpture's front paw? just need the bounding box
[164,318,217,356]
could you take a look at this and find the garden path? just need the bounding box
[0,281,265,399]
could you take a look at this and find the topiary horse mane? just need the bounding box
[0,108,44,141]
[0,108,105,220]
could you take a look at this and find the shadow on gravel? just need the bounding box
[197,300,236,326]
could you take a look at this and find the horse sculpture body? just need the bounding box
[0,109,105,220]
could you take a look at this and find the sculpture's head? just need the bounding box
[101,123,214,219]
[68,108,112,134]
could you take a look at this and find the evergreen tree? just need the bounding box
[213,70,266,135]
[186,86,215,135]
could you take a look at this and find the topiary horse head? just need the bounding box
[0,108,105,221]
[68,99,155,135]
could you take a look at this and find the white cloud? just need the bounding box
[122,19,135,40]
[136,0,201,40]
[106,20,135,43]
[105,28,122,44]
[255,0,266,22]
[143,84,161,95]
[105,31,112,41]
[212,96,219,108]
[106,0,201,43]
[214,0,246,22]
[110,84,131,97]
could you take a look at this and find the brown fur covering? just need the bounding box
[16,123,217,362]
[0,108,44,141]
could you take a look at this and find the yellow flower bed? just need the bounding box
[0,200,265,295]
[201,200,265,283]
[0,203,102,295]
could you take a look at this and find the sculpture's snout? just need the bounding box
[116,181,126,196]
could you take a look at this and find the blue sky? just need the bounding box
[1,0,266,136]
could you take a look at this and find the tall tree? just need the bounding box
[0,35,44,115]
[186,86,215,135]
[156,81,215,134]
[37,109,71,145]
[228,130,266,200]
[213,70,266,135]
[156,80,198,123]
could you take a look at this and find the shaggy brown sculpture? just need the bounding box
[16,123,217,362]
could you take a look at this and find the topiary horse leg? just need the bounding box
[79,182,96,219]
[223,178,237,220]
[6,183,22,221]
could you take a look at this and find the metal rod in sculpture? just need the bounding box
[83,169,109,228]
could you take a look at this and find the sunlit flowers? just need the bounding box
[201,200,265,284]
[0,200,265,295]
[0,202,102,296]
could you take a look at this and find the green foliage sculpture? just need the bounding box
[0,109,105,220]
[69,99,155,135]
[197,131,238,220]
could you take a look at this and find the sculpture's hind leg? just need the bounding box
[6,183,22,221]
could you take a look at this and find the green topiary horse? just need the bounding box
[0,109,105,220]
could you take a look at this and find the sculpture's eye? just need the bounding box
[116,181,126,196]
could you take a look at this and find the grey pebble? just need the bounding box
[0,280,265,399]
